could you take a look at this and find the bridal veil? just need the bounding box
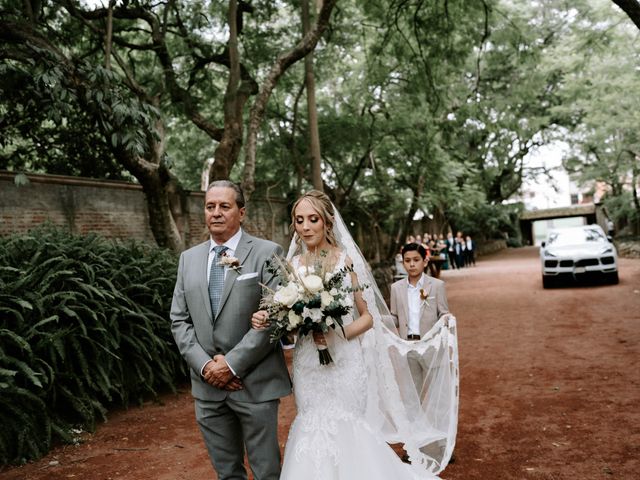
[287,205,459,475]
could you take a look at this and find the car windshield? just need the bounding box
[547,228,607,246]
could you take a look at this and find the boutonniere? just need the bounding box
[218,253,242,272]
[419,288,430,307]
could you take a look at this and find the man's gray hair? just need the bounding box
[206,180,245,208]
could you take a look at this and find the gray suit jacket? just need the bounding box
[171,231,291,402]
[390,275,449,339]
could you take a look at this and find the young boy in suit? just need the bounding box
[389,242,450,390]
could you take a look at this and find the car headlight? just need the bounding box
[599,247,613,254]
[544,250,557,257]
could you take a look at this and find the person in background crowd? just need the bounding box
[429,236,439,254]
[454,231,465,269]
[464,235,476,266]
[446,232,456,270]
[395,246,408,279]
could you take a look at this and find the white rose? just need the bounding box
[273,282,299,308]
[287,310,302,328]
[302,274,323,294]
[320,291,333,307]
[341,294,353,308]
[302,306,323,323]
[329,288,338,296]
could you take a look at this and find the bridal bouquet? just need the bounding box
[261,251,358,365]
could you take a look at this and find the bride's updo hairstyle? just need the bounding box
[290,190,338,248]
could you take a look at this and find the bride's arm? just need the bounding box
[343,257,373,340]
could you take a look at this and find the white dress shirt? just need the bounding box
[206,228,243,283]
[406,274,426,336]
[202,228,243,378]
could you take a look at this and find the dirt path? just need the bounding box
[2,247,638,480]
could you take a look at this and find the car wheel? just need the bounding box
[542,276,555,289]
[606,271,619,285]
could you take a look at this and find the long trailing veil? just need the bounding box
[287,205,459,476]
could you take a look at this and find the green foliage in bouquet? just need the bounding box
[0,226,186,465]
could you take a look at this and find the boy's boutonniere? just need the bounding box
[219,253,242,272]
[419,287,430,307]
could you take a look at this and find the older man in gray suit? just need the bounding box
[171,180,291,480]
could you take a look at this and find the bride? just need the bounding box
[251,190,458,479]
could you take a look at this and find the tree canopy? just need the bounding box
[1,0,638,253]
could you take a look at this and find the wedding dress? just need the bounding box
[281,207,458,479]
[281,253,431,479]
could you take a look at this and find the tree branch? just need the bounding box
[242,0,338,199]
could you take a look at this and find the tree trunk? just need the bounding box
[389,177,425,259]
[141,171,185,251]
[302,0,323,191]
[285,81,306,197]
[109,148,185,251]
[104,0,114,69]
[209,0,244,182]
[111,127,185,252]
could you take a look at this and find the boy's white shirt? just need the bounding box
[406,273,426,336]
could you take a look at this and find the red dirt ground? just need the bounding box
[1,247,639,480]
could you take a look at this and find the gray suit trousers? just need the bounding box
[195,397,281,480]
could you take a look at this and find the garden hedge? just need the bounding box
[0,226,187,465]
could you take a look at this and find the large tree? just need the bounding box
[550,0,640,232]
[0,0,337,250]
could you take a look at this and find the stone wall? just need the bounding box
[0,171,290,249]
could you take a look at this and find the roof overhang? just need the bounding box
[520,204,597,221]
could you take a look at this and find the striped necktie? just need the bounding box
[209,245,228,317]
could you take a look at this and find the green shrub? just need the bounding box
[506,237,522,248]
[0,226,186,465]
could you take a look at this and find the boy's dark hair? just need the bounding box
[402,242,427,260]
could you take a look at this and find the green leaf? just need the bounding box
[0,368,18,379]
[16,299,33,311]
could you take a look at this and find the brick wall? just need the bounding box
[0,171,290,250]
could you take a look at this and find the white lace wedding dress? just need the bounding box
[280,253,438,480]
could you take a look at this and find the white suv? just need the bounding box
[540,225,618,288]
